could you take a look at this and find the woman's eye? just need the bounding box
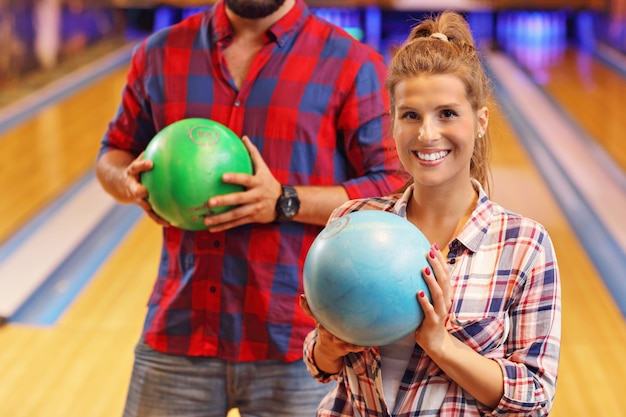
[441,109,456,119]
[401,111,418,120]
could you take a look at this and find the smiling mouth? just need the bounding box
[416,150,449,161]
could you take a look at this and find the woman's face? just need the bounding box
[392,74,488,190]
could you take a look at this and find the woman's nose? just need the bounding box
[418,118,438,141]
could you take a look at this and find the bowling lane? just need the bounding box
[491,14,626,310]
[0,216,162,417]
[510,45,626,174]
[0,65,130,244]
[487,104,626,417]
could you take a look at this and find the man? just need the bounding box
[96,0,406,415]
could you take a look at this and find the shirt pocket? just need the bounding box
[447,312,509,355]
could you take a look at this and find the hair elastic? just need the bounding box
[430,32,448,41]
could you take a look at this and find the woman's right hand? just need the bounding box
[299,294,368,374]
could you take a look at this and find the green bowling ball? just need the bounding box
[140,118,253,230]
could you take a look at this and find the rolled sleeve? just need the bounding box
[338,58,407,199]
[99,40,156,159]
[303,330,339,384]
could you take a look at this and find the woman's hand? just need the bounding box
[414,243,453,353]
[414,244,506,408]
[299,294,368,374]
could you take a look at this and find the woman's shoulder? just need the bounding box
[486,199,551,242]
[329,194,401,221]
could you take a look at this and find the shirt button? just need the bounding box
[213,241,220,248]
[209,286,217,293]
[234,100,241,107]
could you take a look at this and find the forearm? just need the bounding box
[95,149,137,204]
[292,185,349,226]
[312,337,344,375]
[302,319,367,381]
[429,334,504,409]
[303,329,343,382]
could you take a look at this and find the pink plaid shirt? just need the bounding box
[304,182,561,416]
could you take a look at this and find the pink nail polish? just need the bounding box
[434,242,439,251]
[419,290,425,298]
[424,268,431,276]
[429,250,435,259]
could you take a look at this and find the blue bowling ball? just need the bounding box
[303,210,432,346]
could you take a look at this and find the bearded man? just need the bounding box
[96,1,405,415]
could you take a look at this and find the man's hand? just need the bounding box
[203,135,282,232]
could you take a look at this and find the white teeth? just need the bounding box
[416,151,448,161]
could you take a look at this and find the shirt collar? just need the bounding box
[390,179,493,253]
[457,180,493,253]
[211,0,309,47]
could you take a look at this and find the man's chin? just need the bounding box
[224,0,287,20]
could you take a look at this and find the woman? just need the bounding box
[301,10,561,417]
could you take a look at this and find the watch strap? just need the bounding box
[276,185,300,222]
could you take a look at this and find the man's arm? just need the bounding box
[96,149,169,226]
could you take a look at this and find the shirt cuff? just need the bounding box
[303,330,339,383]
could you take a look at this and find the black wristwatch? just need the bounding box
[275,185,300,222]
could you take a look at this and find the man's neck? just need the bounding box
[225,0,296,38]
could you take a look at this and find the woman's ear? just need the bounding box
[477,106,489,135]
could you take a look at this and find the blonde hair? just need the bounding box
[385,11,493,195]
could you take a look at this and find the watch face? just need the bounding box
[281,197,299,216]
[277,185,300,220]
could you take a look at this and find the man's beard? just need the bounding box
[225,0,287,19]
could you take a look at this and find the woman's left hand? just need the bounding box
[414,243,453,353]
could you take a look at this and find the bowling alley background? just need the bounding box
[1,0,625,416]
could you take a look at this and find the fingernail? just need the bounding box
[434,242,439,251]
[419,290,425,298]
[424,268,431,276]
[429,250,435,259]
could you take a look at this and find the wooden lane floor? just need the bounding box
[0,65,130,243]
[518,47,626,173]
[488,105,626,417]
[0,50,625,416]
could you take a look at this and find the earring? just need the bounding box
[477,131,484,139]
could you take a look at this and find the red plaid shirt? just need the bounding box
[100,0,405,362]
